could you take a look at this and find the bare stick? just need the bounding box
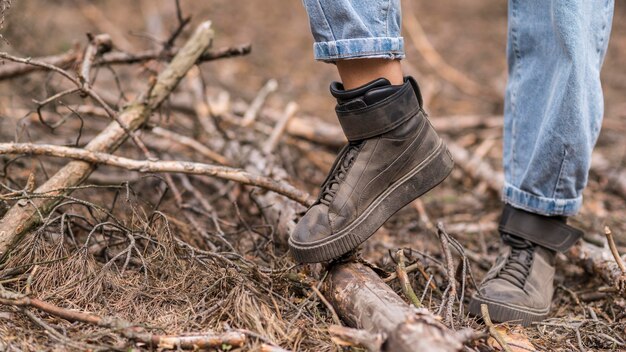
[0,44,251,80]
[384,260,438,292]
[480,304,513,352]
[396,249,422,308]
[310,284,341,326]
[79,33,112,84]
[0,289,245,349]
[328,325,385,352]
[0,143,312,206]
[437,222,457,327]
[150,127,231,166]
[262,101,298,155]
[242,79,278,126]
[260,344,292,352]
[569,241,626,296]
[0,21,215,258]
[445,137,504,194]
[604,226,626,274]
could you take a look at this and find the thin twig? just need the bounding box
[395,249,421,308]
[0,143,313,206]
[0,288,246,349]
[262,101,298,155]
[242,79,278,126]
[310,285,341,326]
[604,226,626,274]
[437,222,457,326]
[0,44,251,80]
[480,304,513,352]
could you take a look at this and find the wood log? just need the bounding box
[570,241,626,297]
[323,262,469,352]
[0,21,215,259]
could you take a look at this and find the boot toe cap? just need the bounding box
[290,204,333,244]
[477,278,542,309]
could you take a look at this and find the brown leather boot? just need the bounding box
[469,204,583,326]
[289,77,453,263]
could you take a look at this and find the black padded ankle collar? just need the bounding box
[499,204,583,252]
[335,77,423,141]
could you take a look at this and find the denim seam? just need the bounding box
[384,0,391,37]
[552,146,568,198]
[314,46,405,60]
[509,0,522,185]
[597,0,609,56]
[321,50,405,57]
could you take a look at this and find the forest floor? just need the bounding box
[0,0,625,351]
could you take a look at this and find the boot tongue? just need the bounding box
[330,78,402,111]
[498,233,535,288]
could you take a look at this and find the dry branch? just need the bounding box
[0,289,245,350]
[444,137,504,194]
[480,304,513,352]
[571,241,626,296]
[323,262,469,352]
[396,249,421,308]
[0,143,312,206]
[329,325,385,352]
[0,21,215,258]
[0,43,251,80]
[150,126,232,166]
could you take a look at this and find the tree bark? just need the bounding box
[323,262,469,352]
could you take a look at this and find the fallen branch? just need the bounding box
[437,223,458,327]
[480,304,513,352]
[396,249,422,308]
[0,43,251,80]
[0,143,312,206]
[324,262,470,352]
[0,21,215,258]
[242,79,278,126]
[0,289,245,350]
[605,226,626,274]
[150,126,232,166]
[570,241,626,296]
[444,137,504,194]
[329,325,385,352]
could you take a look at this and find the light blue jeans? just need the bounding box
[303,0,614,216]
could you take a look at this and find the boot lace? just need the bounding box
[318,142,362,206]
[496,233,534,289]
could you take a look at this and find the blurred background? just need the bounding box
[2,0,623,121]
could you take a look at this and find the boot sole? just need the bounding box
[289,140,454,263]
[468,294,550,327]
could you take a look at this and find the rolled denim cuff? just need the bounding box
[502,183,582,217]
[313,37,405,62]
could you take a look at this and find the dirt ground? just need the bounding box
[0,0,625,351]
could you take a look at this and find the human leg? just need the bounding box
[470,0,614,325]
[290,0,453,263]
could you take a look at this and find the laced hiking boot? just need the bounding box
[469,205,584,326]
[288,77,454,263]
